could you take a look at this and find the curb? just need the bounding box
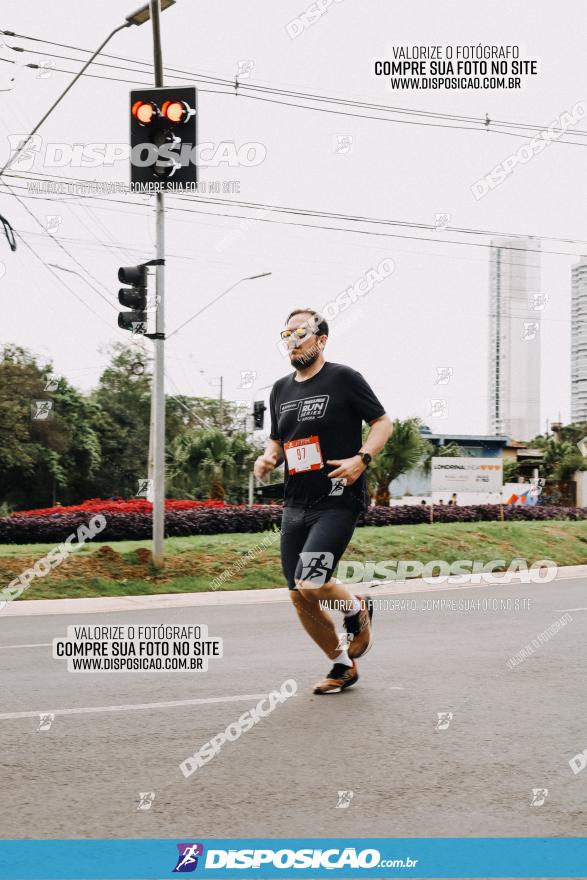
[1,565,586,618]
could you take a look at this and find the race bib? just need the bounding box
[284,435,323,474]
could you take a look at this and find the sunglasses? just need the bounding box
[280,327,315,341]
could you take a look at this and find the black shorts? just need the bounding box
[280,506,360,591]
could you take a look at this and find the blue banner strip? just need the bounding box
[1,838,587,879]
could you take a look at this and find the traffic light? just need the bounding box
[118,263,148,333]
[130,86,197,191]
[253,401,266,429]
[117,261,162,335]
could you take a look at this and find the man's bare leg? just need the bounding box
[289,589,341,660]
[289,578,357,660]
[299,576,357,611]
[297,577,372,661]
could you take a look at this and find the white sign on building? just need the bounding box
[431,457,503,493]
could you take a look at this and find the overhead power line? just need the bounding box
[3,29,587,145]
[0,177,116,311]
[5,170,587,259]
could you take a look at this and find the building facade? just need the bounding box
[571,256,587,422]
[388,428,508,498]
[488,236,541,441]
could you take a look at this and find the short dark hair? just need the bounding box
[285,308,329,337]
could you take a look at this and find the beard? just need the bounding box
[290,345,320,370]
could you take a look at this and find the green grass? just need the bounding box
[1,520,586,601]
[0,532,251,558]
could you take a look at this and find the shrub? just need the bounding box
[0,503,585,544]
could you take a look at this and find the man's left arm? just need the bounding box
[359,413,394,457]
[327,414,393,483]
[327,368,393,483]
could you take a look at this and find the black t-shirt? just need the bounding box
[269,361,386,511]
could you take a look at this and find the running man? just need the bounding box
[254,308,393,694]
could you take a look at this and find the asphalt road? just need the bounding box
[1,576,586,842]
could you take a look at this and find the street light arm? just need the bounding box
[168,272,272,339]
[0,21,131,179]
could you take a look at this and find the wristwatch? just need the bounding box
[357,452,372,467]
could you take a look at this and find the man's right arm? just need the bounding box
[254,438,284,479]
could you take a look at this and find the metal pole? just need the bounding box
[150,0,165,565]
[219,375,224,428]
[148,378,155,489]
[247,405,255,505]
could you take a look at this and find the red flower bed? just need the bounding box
[1,501,585,546]
[16,497,230,517]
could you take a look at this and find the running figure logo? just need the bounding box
[336,790,354,808]
[299,551,334,586]
[31,400,53,420]
[37,713,54,732]
[173,843,204,873]
[137,792,155,811]
[435,711,454,730]
[434,366,453,386]
[336,632,354,651]
[329,477,346,496]
[521,321,539,341]
[530,788,549,806]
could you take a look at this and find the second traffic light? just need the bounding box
[130,86,197,192]
[118,262,158,335]
[253,401,266,429]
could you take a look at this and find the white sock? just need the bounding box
[333,649,352,667]
[343,597,361,618]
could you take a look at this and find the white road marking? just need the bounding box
[388,686,404,690]
[555,608,587,612]
[0,692,271,721]
[0,643,51,649]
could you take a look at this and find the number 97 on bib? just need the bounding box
[283,435,323,474]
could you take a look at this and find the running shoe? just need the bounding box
[313,660,359,695]
[345,595,374,659]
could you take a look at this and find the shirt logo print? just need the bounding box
[279,394,329,421]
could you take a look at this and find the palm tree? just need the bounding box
[419,440,464,476]
[365,417,431,506]
[534,437,585,481]
[168,427,256,500]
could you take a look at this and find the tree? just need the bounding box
[419,440,464,475]
[167,426,259,501]
[364,417,432,506]
[527,423,587,481]
[166,395,255,434]
[532,437,585,481]
[88,345,151,498]
[0,341,264,508]
[502,456,521,483]
[0,345,102,509]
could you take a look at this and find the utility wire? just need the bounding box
[5,171,587,258]
[0,177,117,310]
[3,29,587,141]
[9,227,112,327]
